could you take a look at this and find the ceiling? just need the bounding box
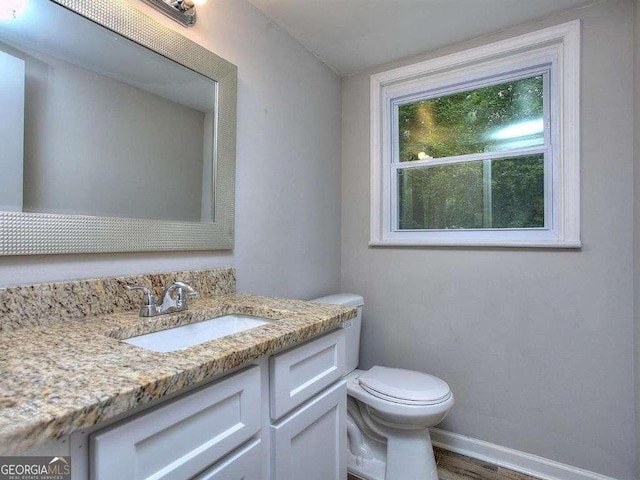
[246,0,596,76]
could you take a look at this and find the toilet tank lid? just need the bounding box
[311,293,364,308]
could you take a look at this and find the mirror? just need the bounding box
[0,0,237,255]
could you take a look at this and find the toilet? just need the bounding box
[312,294,454,480]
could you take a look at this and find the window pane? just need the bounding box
[397,154,544,230]
[398,76,544,161]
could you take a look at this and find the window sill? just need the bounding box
[369,240,581,248]
[369,230,581,248]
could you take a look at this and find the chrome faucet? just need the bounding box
[126,281,198,317]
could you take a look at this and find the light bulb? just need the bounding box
[0,0,28,20]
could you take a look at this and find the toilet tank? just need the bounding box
[311,293,363,373]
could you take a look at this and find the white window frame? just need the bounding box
[370,20,581,248]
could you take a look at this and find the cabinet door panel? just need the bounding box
[192,439,262,480]
[270,329,345,419]
[271,381,346,480]
[91,366,261,480]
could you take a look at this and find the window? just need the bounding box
[370,21,581,247]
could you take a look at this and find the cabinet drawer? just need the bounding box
[192,439,262,480]
[271,381,347,480]
[270,329,345,420]
[90,365,261,480]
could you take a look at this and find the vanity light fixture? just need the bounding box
[140,0,198,27]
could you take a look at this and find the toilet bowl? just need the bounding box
[312,294,454,480]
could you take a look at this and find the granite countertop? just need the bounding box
[0,294,356,454]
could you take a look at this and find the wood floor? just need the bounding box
[347,447,541,480]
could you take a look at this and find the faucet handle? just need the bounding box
[170,281,198,305]
[124,283,158,311]
[181,279,198,298]
[164,280,197,297]
[154,280,198,314]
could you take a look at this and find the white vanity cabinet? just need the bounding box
[90,366,262,480]
[269,328,347,480]
[269,328,346,419]
[86,327,347,480]
[271,381,346,480]
[191,438,262,480]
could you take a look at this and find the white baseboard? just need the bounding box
[430,428,619,480]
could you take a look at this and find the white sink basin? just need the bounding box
[123,314,270,352]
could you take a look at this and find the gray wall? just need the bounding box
[635,0,640,476]
[341,1,636,478]
[0,0,342,301]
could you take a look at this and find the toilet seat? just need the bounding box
[358,366,452,406]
